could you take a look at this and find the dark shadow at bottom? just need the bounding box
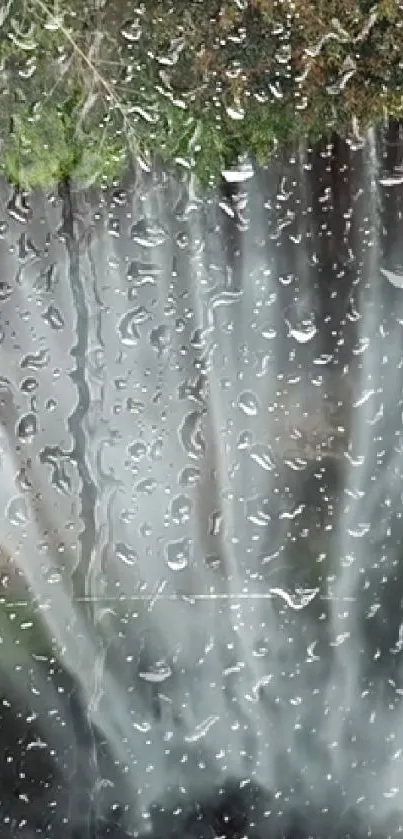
[0,659,400,839]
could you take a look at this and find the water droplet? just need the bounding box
[121,21,142,42]
[88,347,105,379]
[150,438,163,460]
[179,466,201,487]
[21,349,50,370]
[261,325,277,340]
[107,216,120,238]
[270,587,319,611]
[170,494,192,525]
[245,495,272,527]
[286,319,317,344]
[150,325,171,356]
[7,191,31,224]
[17,413,37,441]
[139,521,152,538]
[126,399,145,414]
[237,391,260,416]
[209,510,222,536]
[204,554,221,570]
[118,310,141,346]
[115,542,138,566]
[120,509,135,525]
[225,104,245,121]
[138,661,172,683]
[178,411,205,459]
[379,175,403,187]
[131,306,150,324]
[115,377,127,391]
[130,219,167,248]
[237,431,252,450]
[184,715,220,743]
[20,377,38,394]
[44,568,63,585]
[178,227,195,251]
[6,495,30,526]
[126,260,161,287]
[0,282,12,301]
[347,523,371,538]
[222,161,254,182]
[165,537,192,571]
[129,441,147,461]
[381,266,403,289]
[42,305,64,331]
[136,478,157,495]
[250,443,275,472]
[252,640,270,658]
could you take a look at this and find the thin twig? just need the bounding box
[30,0,140,157]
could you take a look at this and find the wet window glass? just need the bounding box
[1,1,403,838]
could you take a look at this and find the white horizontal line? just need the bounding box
[1,593,356,606]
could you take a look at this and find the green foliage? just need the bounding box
[1,0,403,190]
[194,116,230,188]
[2,104,75,188]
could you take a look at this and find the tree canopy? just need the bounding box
[1,0,402,189]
